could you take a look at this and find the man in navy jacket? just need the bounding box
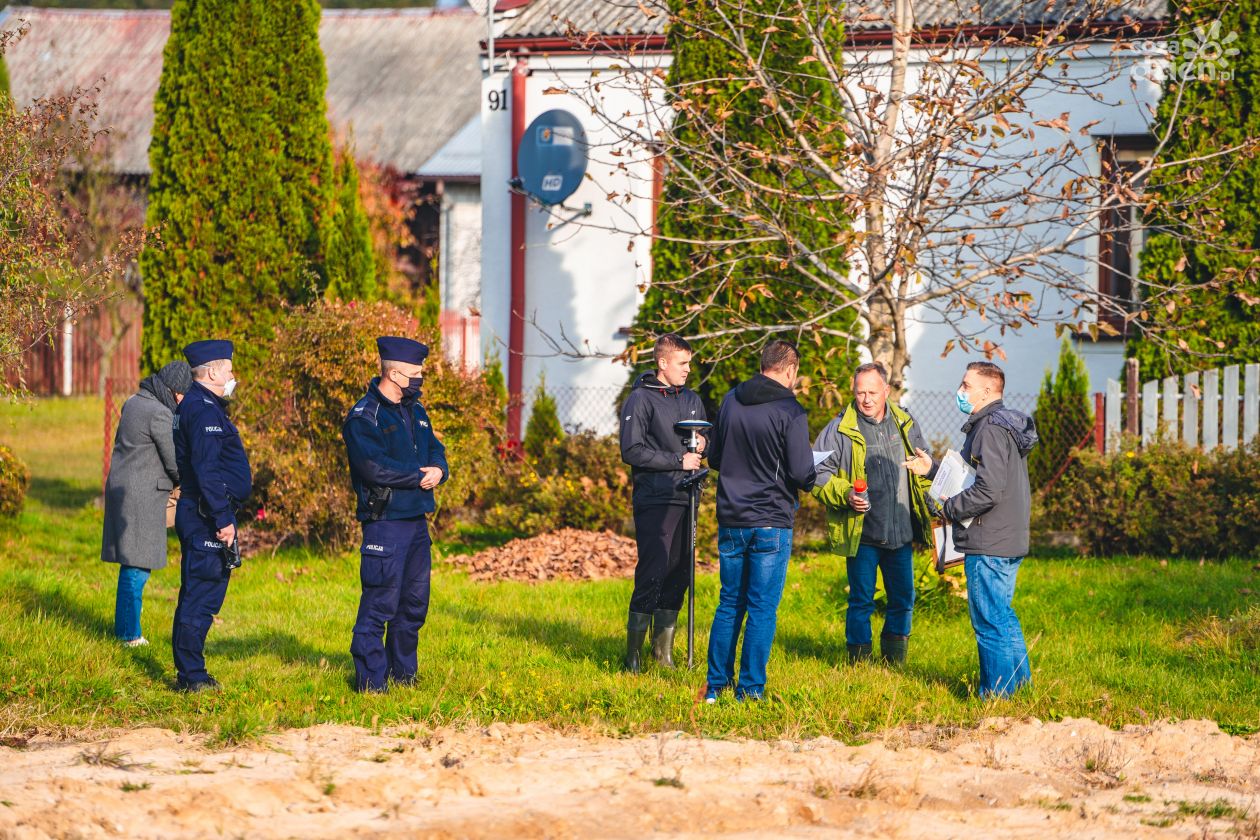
[172,339,252,692]
[704,340,816,702]
[342,337,448,693]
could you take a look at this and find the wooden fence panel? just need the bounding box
[1161,376,1178,438]
[1223,365,1240,450]
[1104,364,1260,453]
[12,300,142,397]
[1203,370,1219,450]
[1141,379,1158,445]
[1244,364,1259,446]
[1183,372,1200,449]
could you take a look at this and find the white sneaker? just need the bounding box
[122,637,149,648]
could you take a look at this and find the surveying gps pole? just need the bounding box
[674,419,712,669]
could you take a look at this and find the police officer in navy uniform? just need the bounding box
[172,340,252,693]
[342,337,448,693]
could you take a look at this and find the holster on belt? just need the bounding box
[366,486,392,521]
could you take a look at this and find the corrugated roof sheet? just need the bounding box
[322,9,484,173]
[414,113,481,179]
[497,0,664,39]
[496,0,1166,39]
[0,6,484,175]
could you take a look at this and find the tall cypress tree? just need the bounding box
[141,0,363,372]
[324,146,377,302]
[1131,3,1260,379]
[632,1,857,427]
[1029,341,1093,490]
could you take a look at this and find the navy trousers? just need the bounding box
[172,499,231,685]
[350,517,432,692]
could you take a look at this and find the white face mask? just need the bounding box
[222,377,238,399]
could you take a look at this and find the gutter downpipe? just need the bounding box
[507,52,529,442]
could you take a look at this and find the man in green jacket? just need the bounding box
[812,362,936,665]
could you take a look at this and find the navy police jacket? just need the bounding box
[174,380,253,531]
[342,378,449,521]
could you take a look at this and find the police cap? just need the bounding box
[376,336,429,365]
[184,339,234,368]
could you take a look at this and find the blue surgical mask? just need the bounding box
[397,373,423,400]
[956,389,974,415]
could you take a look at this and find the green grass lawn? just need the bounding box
[1,397,1258,744]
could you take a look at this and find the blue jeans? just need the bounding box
[706,526,793,699]
[964,554,1031,697]
[846,543,915,646]
[114,565,151,641]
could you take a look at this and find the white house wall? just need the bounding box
[889,45,1164,444]
[481,44,1162,440]
[481,69,514,379]
[480,53,671,433]
[440,181,484,371]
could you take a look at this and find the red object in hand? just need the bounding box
[853,479,867,493]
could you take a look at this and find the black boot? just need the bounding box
[624,612,652,673]
[651,609,679,668]
[881,634,909,666]
[847,643,872,664]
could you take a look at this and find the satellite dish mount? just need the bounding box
[512,109,592,227]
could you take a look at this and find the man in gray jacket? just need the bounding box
[942,361,1038,698]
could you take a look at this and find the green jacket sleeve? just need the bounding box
[813,472,854,510]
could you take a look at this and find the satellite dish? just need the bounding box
[516,110,588,206]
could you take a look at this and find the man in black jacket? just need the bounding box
[704,340,816,702]
[943,361,1038,698]
[618,334,708,672]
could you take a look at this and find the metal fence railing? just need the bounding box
[540,385,624,436]
[901,391,1038,454]
[529,386,1103,497]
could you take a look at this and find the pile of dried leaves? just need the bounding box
[449,528,640,582]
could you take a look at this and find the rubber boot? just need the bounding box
[624,612,652,673]
[847,643,873,665]
[881,634,909,667]
[651,609,679,668]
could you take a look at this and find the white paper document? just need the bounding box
[812,450,834,467]
[930,449,976,527]
[932,521,965,570]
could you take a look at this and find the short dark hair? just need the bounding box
[760,339,799,373]
[653,333,692,366]
[966,361,1005,393]
[852,361,888,384]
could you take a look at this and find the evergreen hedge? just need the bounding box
[1131,1,1260,379]
[1029,341,1094,491]
[140,0,373,373]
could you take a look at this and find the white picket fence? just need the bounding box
[1105,362,1260,453]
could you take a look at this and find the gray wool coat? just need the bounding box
[101,390,180,570]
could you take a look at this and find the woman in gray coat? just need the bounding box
[101,361,193,646]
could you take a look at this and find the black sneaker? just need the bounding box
[175,677,221,694]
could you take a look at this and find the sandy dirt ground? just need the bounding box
[1,717,1257,839]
